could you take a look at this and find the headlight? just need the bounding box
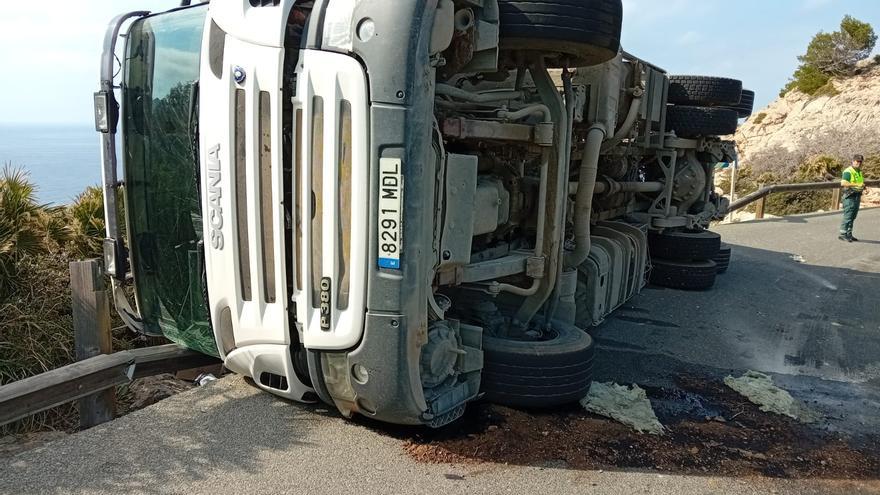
[322,0,359,52]
[93,91,118,133]
[103,238,128,280]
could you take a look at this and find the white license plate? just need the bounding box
[378,157,403,269]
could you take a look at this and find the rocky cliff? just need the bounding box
[734,62,880,172]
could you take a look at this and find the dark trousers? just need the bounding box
[840,192,861,236]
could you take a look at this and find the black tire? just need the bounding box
[650,259,718,291]
[648,229,721,261]
[498,0,623,67]
[665,105,739,138]
[481,322,594,408]
[667,75,743,107]
[725,89,754,118]
[714,244,732,274]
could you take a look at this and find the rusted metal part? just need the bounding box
[460,253,531,283]
[441,117,533,142]
[439,23,475,79]
[514,61,568,326]
[570,180,665,195]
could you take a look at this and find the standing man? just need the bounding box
[839,154,866,242]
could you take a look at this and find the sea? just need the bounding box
[0,124,103,205]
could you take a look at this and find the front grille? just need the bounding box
[259,91,276,303]
[310,96,324,308]
[292,50,369,350]
[336,100,352,310]
[234,88,252,301]
[294,109,304,291]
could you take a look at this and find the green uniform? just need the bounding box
[840,166,864,237]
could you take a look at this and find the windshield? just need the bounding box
[122,6,217,357]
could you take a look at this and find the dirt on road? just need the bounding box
[398,376,880,480]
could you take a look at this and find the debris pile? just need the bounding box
[398,376,877,478]
[580,383,665,435]
[724,371,820,423]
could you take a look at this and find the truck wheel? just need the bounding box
[667,75,743,107]
[498,0,623,67]
[650,259,718,291]
[665,105,739,138]
[714,244,732,274]
[648,229,721,261]
[726,89,754,118]
[481,322,594,408]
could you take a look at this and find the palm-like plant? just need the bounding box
[68,186,107,259]
[0,166,73,296]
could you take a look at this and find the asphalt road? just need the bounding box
[594,208,880,438]
[2,209,879,495]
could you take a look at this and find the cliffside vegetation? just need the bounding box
[719,155,880,217]
[0,166,148,434]
[781,15,876,97]
[727,15,879,217]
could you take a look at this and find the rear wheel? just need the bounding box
[665,106,739,138]
[648,229,721,261]
[650,259,718,291]
[667,75,743,106]
[714,244,732,274]
[498,0,623,67]
[726,89,755,118]
[481,322,594,408]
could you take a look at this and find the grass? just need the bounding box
[0,167,149,435]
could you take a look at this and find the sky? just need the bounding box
[0,0,878,125]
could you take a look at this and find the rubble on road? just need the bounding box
[580,382,665,435]
[398,376,880,479]
[724,370,820,423]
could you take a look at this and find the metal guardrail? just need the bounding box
[0,345,220,427]
[726,180,880,218]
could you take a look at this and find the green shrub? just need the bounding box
[812,81,840,98]
[0,166,71,298]
[68,186,118,260]
[0,169,152,434]
[788,64,832,96]
[782,16,876,96]
[727,156,851,217]
[859,155,880,180]
[764,155,842,216]
[752,112,767,125]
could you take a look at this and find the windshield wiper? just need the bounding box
[188,81,201,194]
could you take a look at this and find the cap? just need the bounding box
[853,154,864,162]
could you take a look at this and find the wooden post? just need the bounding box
[70,260,115,429]
[831,187,841,211]
[726,162,738,223]
[755,196,766,219]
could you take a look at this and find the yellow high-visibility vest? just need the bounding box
[843,166,864,187]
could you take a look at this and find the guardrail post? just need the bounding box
[754,197,765,219]
[831,188,841,211]
[70,259,116,429]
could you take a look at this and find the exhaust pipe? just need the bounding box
[564,124,605,270]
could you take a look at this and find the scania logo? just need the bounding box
[207,144,224,250]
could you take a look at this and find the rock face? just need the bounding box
[734,63,880,171]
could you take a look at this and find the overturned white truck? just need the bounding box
[95,0,751,427]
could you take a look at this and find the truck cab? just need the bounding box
[97,0,743,427]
